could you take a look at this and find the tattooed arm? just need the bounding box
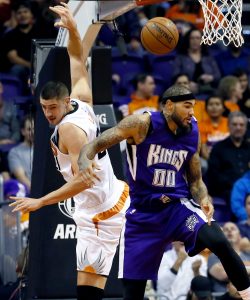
[187,136,214,225]
[77,113,151,178]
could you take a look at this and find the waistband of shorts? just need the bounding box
[131,197,192,212]
[78,180,129,214]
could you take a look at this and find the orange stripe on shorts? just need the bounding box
[92,183,129,235]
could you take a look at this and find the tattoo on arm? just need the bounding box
[187,152,208,204]
[84,114,150,159]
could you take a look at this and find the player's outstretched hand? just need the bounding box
[200,197,214,226]
[49,2,76,31]
[9,196,43,214]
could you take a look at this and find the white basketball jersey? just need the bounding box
[50,99,123,213]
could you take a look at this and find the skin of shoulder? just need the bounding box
[58,122,88,174]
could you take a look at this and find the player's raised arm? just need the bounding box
[49,3,102,105]
[77,113,151,179]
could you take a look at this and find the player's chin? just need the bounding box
[48,119,57,125]
[182,121,192,129]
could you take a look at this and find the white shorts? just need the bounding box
[74,182,130,276]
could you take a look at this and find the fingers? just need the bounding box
[93,173,101,182]
[54,21,66,28]
[206,207,214,226]
[60,2,68,8]
[93,161,101,171]
[12,202,28,213]
[49,3,69,14]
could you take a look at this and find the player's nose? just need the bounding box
[189,108,194,116]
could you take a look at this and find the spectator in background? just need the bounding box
[127,35,145,57]
[208,222,250,294]
[186,276,213,300]
[173,28,221,97]
[238,194,250,240]
[0,1,57,93]
[207,111,250,203]
[165,0,204,33]
[0,81,20,146]
[157,241,207,300]
[199,95,229,171]
[8,115,34,194]
[173,73,208,123]
[173,73,191,90]
[234,69,250,118]
[231,171,250,222]
[116,9,142,43]
[218,76,242,115]
[0,0,11,37]
[119,74,159,117]
[1,1,35,75]
[216,44,250,77]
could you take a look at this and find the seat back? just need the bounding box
[0,73,22,100]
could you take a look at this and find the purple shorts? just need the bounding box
[118,198,208,280]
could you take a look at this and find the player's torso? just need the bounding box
[126,112,199,210]
[50,99,120,210]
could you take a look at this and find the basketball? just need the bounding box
[141,17,179,55]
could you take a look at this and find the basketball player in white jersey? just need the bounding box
[10,3,130,300]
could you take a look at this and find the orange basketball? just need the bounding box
[141,17,179,55]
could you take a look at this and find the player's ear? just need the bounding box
[64,96,70,105]
[165,99,174,113]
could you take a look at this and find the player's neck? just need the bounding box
[163,111,178,134]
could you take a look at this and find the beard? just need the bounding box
[171,111,192,131]
[18,23,31,29]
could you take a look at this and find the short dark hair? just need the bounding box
[172,73,190,85]
[12,1,32,12]
[132,74,151,90]
[233,68,248,78]
[40,81,69,100]
[205,94,223,108]
[205,94,230,116]
[161,84,191,104]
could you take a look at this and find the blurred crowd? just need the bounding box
[0,0,250,299]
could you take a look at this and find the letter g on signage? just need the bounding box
[97,113,107,125]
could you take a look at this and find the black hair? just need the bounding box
[179,28,208,55]
[12,1,32,12]
[233,68,248,78]
[131,73,151,90]
[205,94,230,116]
[172,73,190,85]
[40,81,69,100]
[205,94,223,109]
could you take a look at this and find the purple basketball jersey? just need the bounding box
[126,112,199,211]
[119,112,207,281]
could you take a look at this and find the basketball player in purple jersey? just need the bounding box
[76,84,250,300]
